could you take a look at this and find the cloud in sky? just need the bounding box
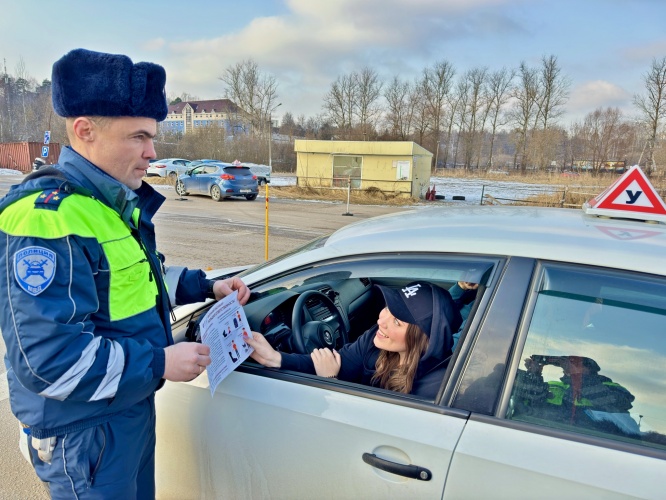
[1,0,665,124]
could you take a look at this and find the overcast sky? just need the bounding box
[2,0,665,126]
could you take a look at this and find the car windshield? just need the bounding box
[237,235,330,278]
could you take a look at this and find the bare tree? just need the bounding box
[422,60,456,163]
[484,67,515,168]
[384,76,413,139]
[509,62,541,171]
[535,55,570,130]
[577,107,624,173]
[410,77,430,146]
[459,67,488,169]
[451,77,471,169]
[323,73,357,139]
[220,59,278,138]
[633,56,666,174]
[354,67,383,137]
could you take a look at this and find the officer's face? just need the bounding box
[88,117,157,190]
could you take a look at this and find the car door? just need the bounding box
[197,165,220,194]
[155,254,499,499]
[185,165,206,194]
[444,261,666,499]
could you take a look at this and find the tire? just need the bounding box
[168,171,178,183]
[210,184,223,202]
[245,194,258,201]
[175,180,188,196]
[258,178,266,186]
[452,195,466,201]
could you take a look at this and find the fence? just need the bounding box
[296,175,415,198]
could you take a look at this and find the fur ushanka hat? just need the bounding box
[51,48,168,121]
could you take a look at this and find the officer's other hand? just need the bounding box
[163,343,211,382]
[213,277,250,305]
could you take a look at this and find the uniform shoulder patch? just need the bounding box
[14,246,57,296]
[34,189,71,210]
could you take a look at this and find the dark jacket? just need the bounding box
[281,286,462,399]
[0,147,210,438]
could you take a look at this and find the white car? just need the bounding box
[146,158,192,180]
[243,162,272,185]
[155,199,666,499]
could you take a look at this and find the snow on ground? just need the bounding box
[270,175,563,206]
[0,169,23,176]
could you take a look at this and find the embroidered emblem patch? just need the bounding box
[14,246,57,296]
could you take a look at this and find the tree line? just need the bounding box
[2,55,665,175]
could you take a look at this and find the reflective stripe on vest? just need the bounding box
[0,192,158,321]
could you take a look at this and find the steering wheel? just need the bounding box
[291,290,348,354]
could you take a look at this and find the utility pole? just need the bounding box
[265,102,281,261]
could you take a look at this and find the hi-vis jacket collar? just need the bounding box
[583,166,666,223]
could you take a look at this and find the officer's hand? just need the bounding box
[163,343,211,382]
[213,277,250,305]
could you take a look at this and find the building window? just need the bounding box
[332,156,362,188]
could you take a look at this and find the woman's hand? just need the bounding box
[457,281,479,291]
[245,332,282,368]
[310,348,341,378]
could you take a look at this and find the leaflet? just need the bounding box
[199,290,253,397]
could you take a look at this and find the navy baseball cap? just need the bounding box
[376,282,434,335]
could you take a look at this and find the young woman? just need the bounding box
[245,281,462,399]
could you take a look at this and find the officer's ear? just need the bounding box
[71,117,96,143]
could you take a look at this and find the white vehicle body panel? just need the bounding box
[156,371,467,499]
[444,419,663,499]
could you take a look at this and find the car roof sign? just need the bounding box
[583,165,666,223]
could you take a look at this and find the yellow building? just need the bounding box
[294,140,433,198]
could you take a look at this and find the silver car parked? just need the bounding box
[145,158,192,181]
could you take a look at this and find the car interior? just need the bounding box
[179,257,495,368]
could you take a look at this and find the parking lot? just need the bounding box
[149,184,411,270]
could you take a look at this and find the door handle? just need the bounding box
[362,453,432,481]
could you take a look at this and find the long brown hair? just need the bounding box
[371,323,429,394]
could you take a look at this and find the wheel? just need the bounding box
[258,178,266,186]
[210,184,223,202]
[291,290,348,354]
[167,171,178,183]
[245,194,258,201]
[175,180,188,196]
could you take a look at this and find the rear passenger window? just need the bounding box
[507,264,666,451]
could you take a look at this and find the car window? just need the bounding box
[223,167,251,175]
[237,255,498,402]
[506,264,666,451]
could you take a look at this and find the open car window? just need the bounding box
[234,254,499,403]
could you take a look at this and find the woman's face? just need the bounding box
[374,306,409,358]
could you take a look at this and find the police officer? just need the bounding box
[0,48,249,499]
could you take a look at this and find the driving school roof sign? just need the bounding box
[583,165,666,223]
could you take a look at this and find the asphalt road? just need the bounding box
[0,174,410,498]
